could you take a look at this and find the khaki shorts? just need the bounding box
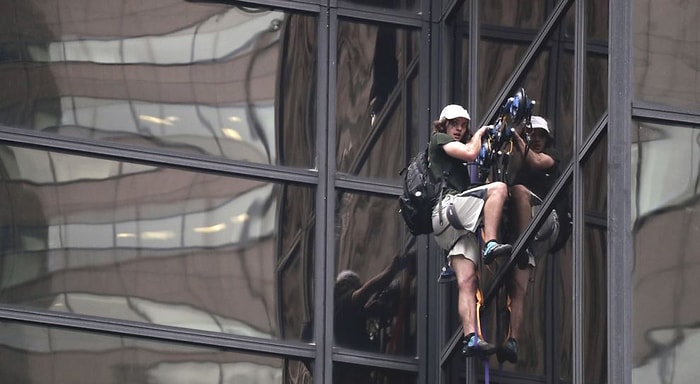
[432,185,488,266]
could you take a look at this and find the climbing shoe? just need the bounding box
[482,241,512,265]
[461,333,496,357]
[497,337,518,364]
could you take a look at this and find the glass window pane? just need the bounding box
[334,362,416,384]
[0,145,315,342]
[0,2,317,168]
[0,320,313,384]
[584,55,608,139]
[558,214,574,381]
[584,0,608,140]
[334,190,416,357]
[583,133,608,383]
[633,1,700,109]
[336,20,419,180]
[632,121,700,382]
[480,0,546,29]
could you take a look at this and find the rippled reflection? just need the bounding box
[0,320,312,384]
[632,122,700,383]
[0,145,315,342]
[0,1,317,168]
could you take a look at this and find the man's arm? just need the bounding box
[442,126,488,162]
[351,254,408,305]
[513,131,555,170]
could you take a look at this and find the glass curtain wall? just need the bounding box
[0,0,423,383]
[0,0,626,383]
[632,1,700,384]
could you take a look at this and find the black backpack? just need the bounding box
[398,144,448,235]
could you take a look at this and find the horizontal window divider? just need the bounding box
[336,7,424,27]
[335,175,402,196]
[332,347,419,372]
[0,125,319,185]
[0,305,315,360]
[186,0,321,13]
[633,101,700,125]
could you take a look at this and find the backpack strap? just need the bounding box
[427,140,452,227]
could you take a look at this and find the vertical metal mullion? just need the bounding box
[317,5,336,384]
[608,0,633,383]
[572,0,586,383]
[418,7,433,382]
[464,2,479,384]
[468,0,479,122]
[429,6,447,384]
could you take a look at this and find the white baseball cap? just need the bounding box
[530,115,551,136]
[439,104,471,121]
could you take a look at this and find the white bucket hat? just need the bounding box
[439,104,471,121]
[530,115,551,136]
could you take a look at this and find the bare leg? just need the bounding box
[495,184,535,363]
[451,255,478,335]
[481,181,508,242]
[507,267,531,340]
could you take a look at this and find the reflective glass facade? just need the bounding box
[0,0,688,383]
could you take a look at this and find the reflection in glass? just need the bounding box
[558,210,574,381]
[632,122,700,383]
[334,362,416,384]
[477,41,530,117]
[480,0,546,29]
[0,1,317,168]
[584,0,609,140]
[0,320,312,384]
[334,191,416,356]
[584,55,608,139]
[583,133,608,383]
[336,20,419,180]
[487,126,567,375]
[0,145,315,342]
[633,1,700,109]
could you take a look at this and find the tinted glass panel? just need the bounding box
[583,134,608,383]
[558,216,574,381]
[334,190,416,357]
[0,320,312,384]
[0,2,317,168]
[481,0,546,29]
[633,1,700,109]
[584,0,609,139]
[334,362,416,384]
[336,20,419,180]
[0,145,315,342]
[632,121,700,383]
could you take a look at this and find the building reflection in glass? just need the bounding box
[335,19,419,181]
[632,121,700,383]
[0,320,312,384]
[0,145,315,343]
[0,1,317,168]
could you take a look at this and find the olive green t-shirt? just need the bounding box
[429,132,471,195]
